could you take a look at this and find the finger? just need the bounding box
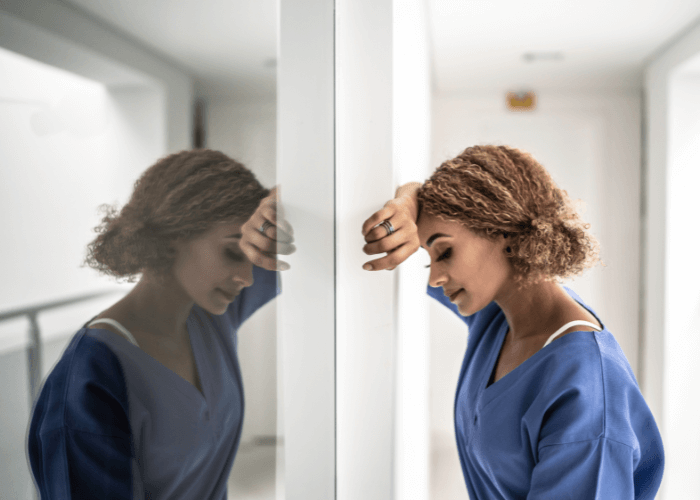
[257,206,294,240]
[242,226,296,255]
[361,206,397,236]
[275,242,297,255]
[260,189,287,221]
[361,242,420,271]
[242,227,276,253]
[362,230,412,255]
[245,212,294,243]
[363,218,407,243]
[241,241,290,271]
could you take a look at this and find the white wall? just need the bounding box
[644,17,700,497]
[662,72,700,500]
[0,0,192,154]
[207,97,277,188]
[429,89,642,498]
[393,0,432,499]
[0,47,164,313]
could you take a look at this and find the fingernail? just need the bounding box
[363,263,373,271]
[280,262,291,271]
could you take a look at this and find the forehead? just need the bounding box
[417,214,463,244]
[203,219,246,239]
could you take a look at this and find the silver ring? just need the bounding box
[259,220,275,234]
[379,219,395,236]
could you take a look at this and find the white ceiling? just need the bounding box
[62,0,700,97]
[427,0,700,93]
[62,0,277,98]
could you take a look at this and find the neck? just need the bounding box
[119,271,194,341]
[495,279,569,341]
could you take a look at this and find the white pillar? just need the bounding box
[393,1,432,498]
[335,0,395,498]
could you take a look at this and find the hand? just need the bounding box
[361,184,421,271]
[240,186,296,271]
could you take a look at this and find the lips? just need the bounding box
[446,289,463,302]
[217,288,238,301]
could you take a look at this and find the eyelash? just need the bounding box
[425,247,452,268]
[225,249,245,262]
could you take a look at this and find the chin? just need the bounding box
[197,300,229,316]
[456,298,486,317]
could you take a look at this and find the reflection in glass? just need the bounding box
[0,0,282,497]
[26,150,292,498]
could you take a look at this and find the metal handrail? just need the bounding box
[0,289,125,404]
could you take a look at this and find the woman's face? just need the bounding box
[417,213,513,316]
[171,220,254,315]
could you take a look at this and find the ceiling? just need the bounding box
[427,0,700,93]
[62,0,277,99]
[61,0,700,97]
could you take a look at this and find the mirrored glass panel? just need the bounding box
[0,1,284,498]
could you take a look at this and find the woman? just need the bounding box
[27,149,294,499]
[362,145,664,498]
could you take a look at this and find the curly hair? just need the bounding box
[417,145,600,285]
[84,149,269,282]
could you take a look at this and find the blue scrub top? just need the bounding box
[28,266,279,499]
[428,285,664,499]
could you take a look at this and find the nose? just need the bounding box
[233,261,254,288]
[428,263,447,289]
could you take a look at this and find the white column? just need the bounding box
[643,16,700,500]
[335,0,395,498]
[277,0,336,498]
[393,0,432,499]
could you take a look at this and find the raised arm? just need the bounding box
[361,182,422,271]
[240,185,296,272]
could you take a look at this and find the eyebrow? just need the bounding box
[225,233,243,239]
[426,233,450,248]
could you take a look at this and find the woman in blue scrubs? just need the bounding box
[362,145,664,499]
[27,149,294,499]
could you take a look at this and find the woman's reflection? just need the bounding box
[27,149,294,499]
[362,145,664,498]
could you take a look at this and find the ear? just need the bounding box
[501,232,512,253]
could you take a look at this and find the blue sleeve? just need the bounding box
[528,438,636,499]
[28,336,133,499]
[227,266,280,330]
[426,284,477,328]
[525,338,663,499]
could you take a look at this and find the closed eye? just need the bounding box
[425,247,452,268]
[225,248,245,262]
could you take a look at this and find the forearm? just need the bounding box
[388,182,421,221]
[393,182,421,200]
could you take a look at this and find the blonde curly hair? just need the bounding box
[417,145,600,285]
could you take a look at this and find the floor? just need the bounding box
[227,441,279,499]
[227,437,468,499]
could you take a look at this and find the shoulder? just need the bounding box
[534,334,606,442]
[534,331,652,452]
[31,331,130,438]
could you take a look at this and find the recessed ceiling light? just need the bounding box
[522,52,564,63]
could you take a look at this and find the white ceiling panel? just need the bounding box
[427,0,700,92]
[62,0,277,98]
